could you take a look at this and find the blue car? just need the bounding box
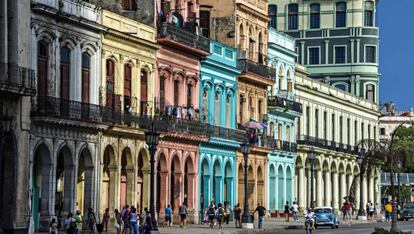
[314,207,339,229]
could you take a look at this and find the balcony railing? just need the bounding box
[267,96,302,113]
[207,125,246,142]
[296,135,359,155]
[158,23,210,53]
[237,51,275,81]
[0,62,36,95]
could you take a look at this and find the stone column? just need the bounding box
[332,172,339,211]
[187,173,195,209]
[215,175,222,205]
[316,169,323,207]
[340,173,346,202]
[363,175,368,206]
[63,165,76,214]
[369,175,374,203]
[126,168,135,207]
[298,167,305,210]
[142,169,150,212]
[355,175,360,211]
[325,171,331,207]
[158,171,168,217]
[108,167,117,213]
[173,172,182,214]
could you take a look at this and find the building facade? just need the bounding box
[294,65,381,213]
[199,40,242,211]
[379,103,414,143]
[266,28,302,213]
[29,0,104,231]
[270,0,380,104]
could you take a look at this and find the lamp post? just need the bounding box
[397,159,401,207]
[308,147,316,210]
[240,142,253,229]
[145,122,160,233]
[357,149,366,220]
[0,103,12,229]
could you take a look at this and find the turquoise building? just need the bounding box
[266,29,302,212]
[199,41,241,210]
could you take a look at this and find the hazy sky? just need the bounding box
[378,0,414,111]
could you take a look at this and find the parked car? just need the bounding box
[314,207,339,229]
[400,203,414,221]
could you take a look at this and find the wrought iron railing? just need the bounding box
[237,58,275,81]
[267,95,302,113]
[296,135,359,155]
[207,125,246,142]
[158,23,210,53]
[0,62,36,95]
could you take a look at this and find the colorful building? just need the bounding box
[266,28,302,213]
[199,40,242,211]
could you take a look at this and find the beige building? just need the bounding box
[294,65,381,212]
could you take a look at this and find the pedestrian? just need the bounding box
[145,210,153,233]
[254,203,266,229]
[284,201,290,222]
[224,202,231,224]
[385,201,392,222]
[179,202,187,228]
[233,203,241,228]
[216,203,224,229]
[114,209,122,234]
[121,205,130,234]
[73,210,82,234]
[367,202,374,221]
[203,208,208,225]
[291,201,299,222]
[65,212,76,234]
[208,204,215,228]
[103,208,110,232]
[49,218,58,234]
[87,207,96,233]
[129,207,140,234]
[342,201,351,221]
[164,204,172,227]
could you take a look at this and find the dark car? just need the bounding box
[314,207,339,229]
[400,203,414,221]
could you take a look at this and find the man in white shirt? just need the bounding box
[291,202,299,222]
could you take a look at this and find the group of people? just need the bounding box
[50,208,96,234]
[163,202,188,228]
[284,201,300,222]
[113,205,154,234]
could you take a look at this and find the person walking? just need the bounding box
[217,203,224,229]
[121,205,130,234]
[385,201,392,222]
[284,201,290,222]
[73,210,82,234]
[129,207,140,234]
[65,212,76,234]
[224,202,231,224]
[114,209,122,234]
[49,218,58,234]
[87,207,96,233]
[179,202,187,228]
[233,203,241,228]
[165,204,172,227]
[367,202,374,221]
[103,208,110,232]
[254,203,266,229]
[208,204,215,228]
[291,201,299,222]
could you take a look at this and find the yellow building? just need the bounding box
[97,10,158,215]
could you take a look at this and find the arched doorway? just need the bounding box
[102,145,117,215]
[156,153,167,217]
[55,145,75,219]
[76,147,94,216]
[184,156,194,209]
[277,165,284,211]
[170,155,181,213]
[237,164,244,207]
[120,147,134,209]
[269,164,276,211]
[32,143,52,231]
[200,158,210,209]
[137,149,149,212]
[286,166,293,206]
[224,160,233,205]
[212,159,222,205]
[257,166,264,206]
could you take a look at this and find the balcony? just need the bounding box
[296,135,359,155]
[207,125,246,143]
[0,62,36,96]
[237,54,275,83]
[267,96,302,113]
[157,23,210,55]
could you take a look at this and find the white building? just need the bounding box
[379,103,414,143]
[294,65,381,213]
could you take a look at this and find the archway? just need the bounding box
[32,143,52,231]
[137,149,149,212]
[76,147,94,216]
[102,145,117,215]
[170,154,181,213]
[286,166,293,207]
[55,145,75,219]
[269,164,276,211]
[237,163,244,208]
[200,158,210,209]
[156,153,167,217]
[277,165,284,211]
[184,156,195,209]
[247,165,254,210]
[224,160,233,205]
[120,147,134,209]
[212,159,222,205]
[257,166,264,206]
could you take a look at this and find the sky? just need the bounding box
[378,0,414,111]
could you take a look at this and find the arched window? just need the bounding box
[106,60,115,108]
[202,87,208,122]
[37,41,49,97]
[364,1,375,27]
[173,80,179,106]
[288,4,299,30]
[124,64,132,112]
[310,3,320,29]
[81,53,90,104]
[335,83,347,91]
[278,68,283,92]
[269,5,277,29]
[226,95,231,128]
[140,70,148,115]
[187,83,192,108]
[60,46,71,100]
[336,2,347,28]
[278,123,283,147]
[365,84,375,102]
[215,92,220,125]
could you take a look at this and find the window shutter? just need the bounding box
[82,68,90,103]
[140,71,148,101]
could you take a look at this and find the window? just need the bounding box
[239,95,244,123]
[199,10,210,37]
[140,70,148,115]
[365,46,376,63]
[335,46,346,64]
[269,5,277,29]
[339,116,343,143]
[354,120,358,144]
[160,77,166,110]
[287,81,293,92]
[315,109,319,138]
[226,95,231,128]
[106,60,115,108]
[361,122,365,141]
[124,64,132,111]
[335,84,347,91]
[323,111,327,140]
[310,4,320,29]
[269,122,274,137]
[37,41,48,97]
[331,114,335,141]
[306,106,310,136]
[364,1,375,26]
[380,127,385,136]
[366,84,375,102]
[60,46,71,100]
[308,47,320,65]
[288,4,299,30]
[368,124,371,139]
[174,80,179,106]
[336,2,347,28]
[374,126,377,140]
[215,92,220,125]
[347,118,351,144]
[187,83,192,107]
[81,53,90,104]
[286,125,291,142]
[122,0,137,11]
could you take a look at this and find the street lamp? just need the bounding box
[308,147,317,210]
[240,142,253,229]
[397,158,402,207]
[0,104,12,215]
[145,122,160,233]
[357,149,366,219]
